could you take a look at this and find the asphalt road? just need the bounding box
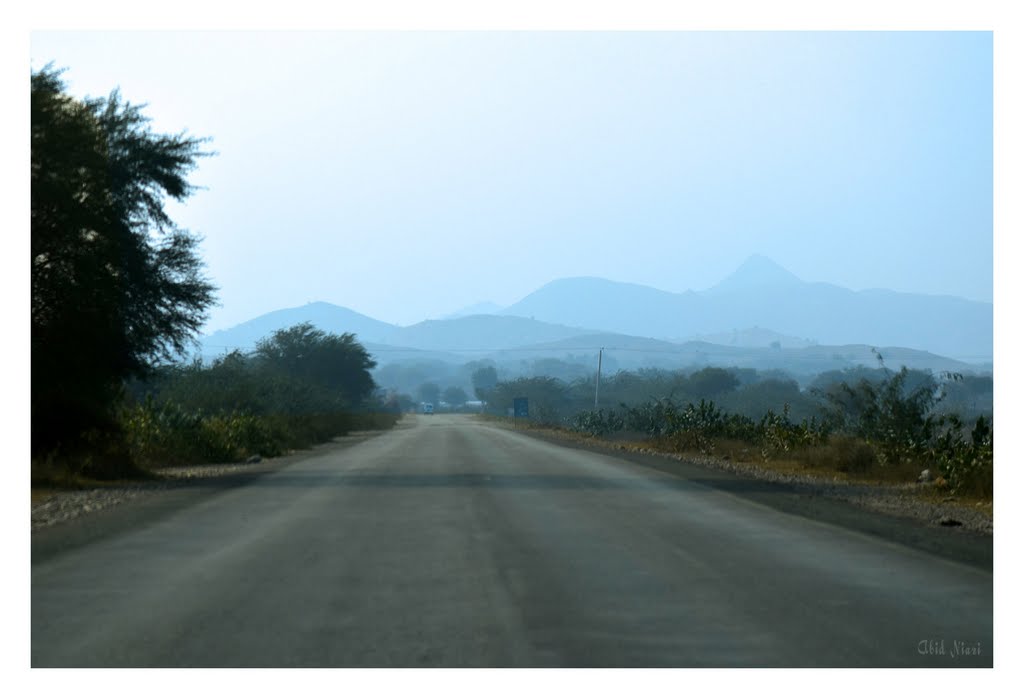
[32,414,992,667]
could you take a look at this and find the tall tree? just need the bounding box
[471,365,498,403]
[31,66,217,466]
[687,367,740,399]
[253,323,377,409]
[418,382,441,406]
[442,386,468,407]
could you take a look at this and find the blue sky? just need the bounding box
[29,31,993,331]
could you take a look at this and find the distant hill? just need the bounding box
[441,301,503,319]
[499,256,992,362]
[686,327,817,349]
[522,333,686,353]
[198,304,598,361]
[704,253,803,293]
[361,342,471,365]
[386,314,595,351]
[502,276,698,338]
[510,334,980,377]
[200,301,399,357]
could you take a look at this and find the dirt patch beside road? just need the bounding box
[31,430,388,534]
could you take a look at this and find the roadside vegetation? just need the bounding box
[119,323,401,472]
[477,357,993,499]
[31,66,397,487]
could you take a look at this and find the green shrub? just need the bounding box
[564,377,994,494]
[756,405,829,460]
[568,409,625,437]
[122,398,336,467]
[932,415,993,497]
[819,363,942,466]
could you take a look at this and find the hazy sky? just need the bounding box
[30,31,993,332]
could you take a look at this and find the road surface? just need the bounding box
[32,414,992,667]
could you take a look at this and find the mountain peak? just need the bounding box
[709,255,802,293]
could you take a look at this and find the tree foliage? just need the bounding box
[471,365,498,402]
[418,382,441,405]
[253,322,377,410]
[687,367,740,398]
[489,376,571,425]
[818,364,943,465]
[31,65,216,464]
[122,325,391,469]
[442,386,468,407]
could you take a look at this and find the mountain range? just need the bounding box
[498,255,991,361]
[198,255,992,375]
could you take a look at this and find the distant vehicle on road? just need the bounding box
[421,403,434,415]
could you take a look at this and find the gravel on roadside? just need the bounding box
[31,461,280,532]
[31,431,382,533]
[662,448,992,535]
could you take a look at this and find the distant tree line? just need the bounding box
[478,361,992,497]
[474,364,991,425]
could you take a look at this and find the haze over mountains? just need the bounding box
[499,255,991,361]
[199,255,992,375]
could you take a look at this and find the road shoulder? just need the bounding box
[482,419,993,570]
[31,430,389,564]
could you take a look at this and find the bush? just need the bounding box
[123,398,280,467]
[818,364,942,466]
[756,405,829,460]
[932,415,993,497]
[505,363,993,496]
[568,409,625,437]
[564,374,994,495]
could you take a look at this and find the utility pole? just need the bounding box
[594,347,603,409]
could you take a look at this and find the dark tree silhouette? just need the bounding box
[442,386,468,407]
[471,365,498,402]
[253,323,377,409]
[687,367,740,399]
[31,65,217,467]
[418,382,441,406]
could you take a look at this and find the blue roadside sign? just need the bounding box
[513,397,529,418]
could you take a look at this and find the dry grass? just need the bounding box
[477,415,997,512]
[31,454,156,493]
[912,486,993,517]
[31,489,58,506]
